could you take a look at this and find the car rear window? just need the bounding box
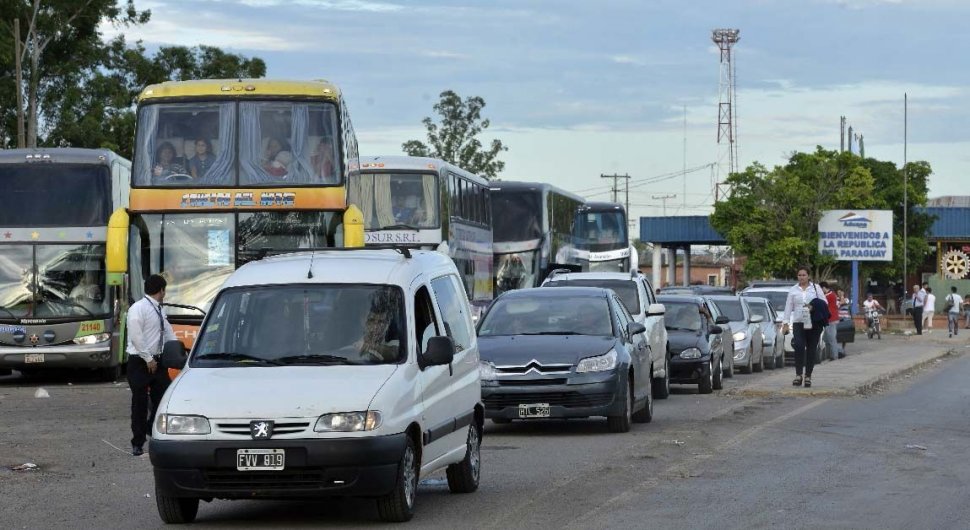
[545,279,639,314]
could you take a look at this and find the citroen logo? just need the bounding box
[250,420,274,440]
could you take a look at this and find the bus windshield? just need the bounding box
[0,244,109,319]
[0,164,111,226]
[575,210,627,251]
[133,101,341,187]
[349,172,439,229]
[130,212,342,317]
[491,190,541,243]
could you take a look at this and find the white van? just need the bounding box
[149,249,483,524]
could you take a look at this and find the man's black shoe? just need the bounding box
[132,445,144,456]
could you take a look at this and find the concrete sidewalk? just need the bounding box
[724,333,970,398]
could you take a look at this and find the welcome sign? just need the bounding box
[818,210,893,261]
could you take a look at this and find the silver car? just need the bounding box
[743,297,785,369]
[705,295,766,374]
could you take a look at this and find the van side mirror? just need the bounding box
[715,316,730,325]
[420,336,455,369]
[627,322,646,336]
[161,340,187,370]
[646,303,665,317]
[710,325,723,334]
[749,314,764,324]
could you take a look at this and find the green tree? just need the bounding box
[710,147,876,280]
[402,90,508,179]
[46,39,265,158]
[862,158,935,284]
[1,0,149,148]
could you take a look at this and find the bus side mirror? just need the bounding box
[161,340,187,370]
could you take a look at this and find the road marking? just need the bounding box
[563,398,829,529]
[101,439,132,455]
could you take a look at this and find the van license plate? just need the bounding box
[236,449,285,471]
[518,403,551,418]
[24,353,44,364]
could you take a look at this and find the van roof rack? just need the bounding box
[258,245,412,260]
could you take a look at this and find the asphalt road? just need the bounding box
[1,336,967,529]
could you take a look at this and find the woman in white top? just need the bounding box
[782,266,825,387]
[922,287,936,330]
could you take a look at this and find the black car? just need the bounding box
[476,287,653,433]
[657,295,726,394]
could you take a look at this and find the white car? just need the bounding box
[541,270,670,398]
[150,249,482,523]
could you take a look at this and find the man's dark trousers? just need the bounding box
[127,356,170,448]
[912,306,924,335]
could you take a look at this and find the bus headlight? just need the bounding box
[74,333,110,345]
[157,414,211,435]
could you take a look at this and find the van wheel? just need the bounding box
[446,423,481,493]
[155,487,199,524]
[377,436,419,522]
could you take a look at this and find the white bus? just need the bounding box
[349,156,493,314]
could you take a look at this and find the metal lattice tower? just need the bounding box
[712,28,739,200]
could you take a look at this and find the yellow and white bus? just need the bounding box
[109,79,362,356]
[0,148,130,380]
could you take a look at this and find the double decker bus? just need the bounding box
[489,181,583,295]
[0,148,130,380]
[571,201,637,273]
[112,79,361,351]
[349,155,493,314]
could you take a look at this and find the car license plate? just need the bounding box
[24,353,44,364]
[518,403,551,418]
[236,449,285,471]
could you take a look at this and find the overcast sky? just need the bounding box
[104,0,968,230]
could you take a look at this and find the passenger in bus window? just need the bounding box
[392,194,416,224]
[152,142,186,180]
[188,138,216,180]
[311,138,337,182]
[261,137,291,177]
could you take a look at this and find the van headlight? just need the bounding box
[679,348,702,359]
[156,414,210,435]
[576,350,617,373]
[733,331,747,342]
[74,333,110,345]
[314,411,382,432]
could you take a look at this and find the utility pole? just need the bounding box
[14,18,25,148]
[652,194,677,217]
[904,93,908,291]
[840,116,846,152]
[601,173,631,216]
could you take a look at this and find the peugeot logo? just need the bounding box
[250,420,274,440]
[29,334,39,345]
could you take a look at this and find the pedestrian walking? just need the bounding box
[964,294,970,329]
[922,287,936,331]
[783,266,825,388]
[884,283,897,315]
[911,283,926,335]
[820,281,841,361]
[945,287,962,338]
[126,274,177,456]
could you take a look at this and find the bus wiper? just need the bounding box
[520,331,582,336]
[43,298,96,319]
[276,354,357,365]
[194,352,282,365]
[381,224,420,231]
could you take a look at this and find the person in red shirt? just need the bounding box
[820,281,842,361]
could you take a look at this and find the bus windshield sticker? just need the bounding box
[208,229,231,266]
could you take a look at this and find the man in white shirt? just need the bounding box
[126,274,177,456]
[945,286,962,338]
[922,287,936,331]
[911,284,926,335]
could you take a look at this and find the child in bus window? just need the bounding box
[188,138,216,180]
[311,138,337,182]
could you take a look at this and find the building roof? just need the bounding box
[639,216,726,245]
[927,196,970,208]
[923,207,970,241]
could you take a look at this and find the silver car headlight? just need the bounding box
[156,414,210,435]
[73,333,110,345]
[679,348,702,359]
[314,411,382,432]
[733,331,747,342]
[576,350,618,373]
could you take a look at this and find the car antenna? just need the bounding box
[307,250,315,279]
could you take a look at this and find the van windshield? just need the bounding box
[191,284,406,366]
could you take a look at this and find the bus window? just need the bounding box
[239,102,340,186]
[134,102,233,187]
[347,173,439,230]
